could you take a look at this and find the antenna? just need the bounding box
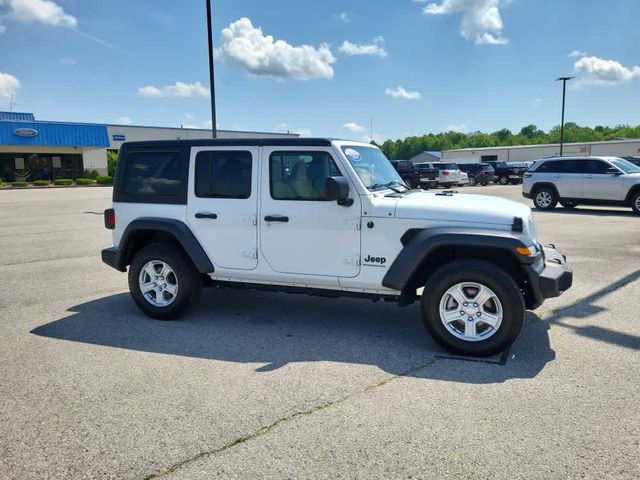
[9,93,15,112]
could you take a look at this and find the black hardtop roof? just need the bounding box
[120,138,335,149]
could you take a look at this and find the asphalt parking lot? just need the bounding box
[1,185,638,480]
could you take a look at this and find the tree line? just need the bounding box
[375,123,640,160]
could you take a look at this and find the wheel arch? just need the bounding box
[530,182,559,198]
[118,218,214,273]
[624,184,640,205]
[383,228,537,308]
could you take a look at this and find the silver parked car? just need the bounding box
[421,162,461,188]
[522,156,640,214]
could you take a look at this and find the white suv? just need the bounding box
[421,162,461,188]
[102,138,572,356]
[522,156,640,214]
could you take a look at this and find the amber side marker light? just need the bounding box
[516,246,537,257]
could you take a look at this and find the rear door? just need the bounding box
[187,146,259,270]
[551,160,584,198]
[259,147,361,277]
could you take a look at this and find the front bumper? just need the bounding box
[523,245,573,310]
[102,247,127,272]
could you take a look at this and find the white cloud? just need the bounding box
[4,0,77,27]
[445,123,467,132]
[115,117,133,125]
[0,72,20,100]
[385,86,422,100]
[344,122,366,132]
[339,12,352,23]
[215,17,336,80]
[294,128,312,137]
[339,37,387,57]
[422,0,509,45]
[137,81,210,98]
[573,56,640,86]
[569,50,587,58]
[60,57,77,66]
[274,123,289,132]
[203,120,214,129]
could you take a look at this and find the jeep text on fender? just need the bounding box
[102,138,573,356]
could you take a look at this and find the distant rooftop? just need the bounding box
[0,111,35,122]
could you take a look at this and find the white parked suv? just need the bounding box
[102,138,572,356]
[522,156,640,214]
[420,162,461,188]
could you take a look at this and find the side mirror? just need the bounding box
[606,167,622,175]
[325,176,353,206]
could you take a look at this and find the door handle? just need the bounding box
[264,215,289,223]
[195,212,218,219]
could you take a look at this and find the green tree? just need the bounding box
[107,151,118,178]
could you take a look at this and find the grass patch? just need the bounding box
[75,178,94,185]
[96,176,113,185]
[53,178,73,186]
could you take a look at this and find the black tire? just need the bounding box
[467,176,477,186]
[480,182,489,186]
[128,243,202,320]
[498,176,509,185]
[429,181,438,189]
[421,260,525,356]
[403,176,415,189]
[532,186,558,210]
[631,191,640,215]
[559,200,577,209]
[510,179,521,185]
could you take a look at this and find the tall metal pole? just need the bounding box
[556,76,574,156]
[206,0,217,138]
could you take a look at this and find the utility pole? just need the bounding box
[206,0,217,138]
[370,117,373,144]
[556,76,574,156]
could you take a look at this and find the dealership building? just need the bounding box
[442,138,640,164]
[0,111,297,182]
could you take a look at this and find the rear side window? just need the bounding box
[195,150,252,198]
[123,151,183,197]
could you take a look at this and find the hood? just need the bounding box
[393,190,532,227]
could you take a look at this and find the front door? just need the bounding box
[581,159,624,201]
[260,148,361,277]
[187,147,259,270]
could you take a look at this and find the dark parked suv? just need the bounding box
[391,160,437,189]
[485,161,527,185]
[458,163,496,186]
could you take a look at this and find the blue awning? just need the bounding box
[0,121,110,148]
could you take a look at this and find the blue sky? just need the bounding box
[1,0,639,142]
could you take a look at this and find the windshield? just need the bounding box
[609,158,640,174]
[437,163,458,170]
[341,146,404,190]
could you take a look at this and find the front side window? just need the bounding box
[270,151,341,200]
[587,160,611,175]
[341,145,402,190]
[195,150,252,198]
[123,151,183,196]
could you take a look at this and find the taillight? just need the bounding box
[442,171,450,176]
[104,208,115,229]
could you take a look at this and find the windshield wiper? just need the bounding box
[369,181,409,193]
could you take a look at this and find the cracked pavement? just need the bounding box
[0,186,638,479]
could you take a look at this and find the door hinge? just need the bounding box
[243,248,258,259]
[345,218,361,230]
[344,254,361,266]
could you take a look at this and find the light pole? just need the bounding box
[556,76,574,156]
[206,0,217,138]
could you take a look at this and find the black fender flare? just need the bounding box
[118,218,214,273]
[382,227,532,291]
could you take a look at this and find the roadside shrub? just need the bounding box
[33,180,50,187]
[107,151,118,177]
[75,178,94,185]
[83,169,100,179]
[11,181,29,187]
[54,178,73,186]
[96,176,113,185]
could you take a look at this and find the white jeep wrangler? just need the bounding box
[102,138,572,356]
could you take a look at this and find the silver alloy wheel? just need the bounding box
[138,260,178,307]
[635,195,640,211]
[499,176,509,185]
[438,282,503,342]
[536,190,553,208]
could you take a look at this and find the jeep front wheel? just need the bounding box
[421,260,524,356]
[533,187,558,210]
[128,243,202,320]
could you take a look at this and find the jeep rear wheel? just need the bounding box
[533,187,558,210]
[421,260,524,356]
[128,243,202,320]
